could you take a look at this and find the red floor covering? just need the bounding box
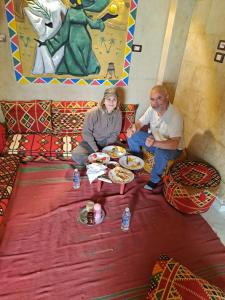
[0,162,225,300]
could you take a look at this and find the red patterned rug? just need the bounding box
[0,162,225,299]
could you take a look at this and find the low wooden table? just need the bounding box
[97,179,126,195]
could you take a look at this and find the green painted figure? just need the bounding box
[38,0,117,76]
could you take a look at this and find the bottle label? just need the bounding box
[121,214,130,230]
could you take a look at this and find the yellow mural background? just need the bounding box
[14,0,130,80]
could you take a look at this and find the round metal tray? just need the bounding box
[78,207,105,226]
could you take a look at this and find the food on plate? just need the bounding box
[103,146,126,158]
[107,161,119,169]
[127,156,141,168]
[109,166,134,184]
[88,152,110,164]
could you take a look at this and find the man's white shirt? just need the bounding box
[139,103,184,150]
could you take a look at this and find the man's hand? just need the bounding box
[126,124,136,138]
[145,135,155,147]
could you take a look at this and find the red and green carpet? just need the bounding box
[0,162,224,299]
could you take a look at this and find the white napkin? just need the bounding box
[86,163,107,184]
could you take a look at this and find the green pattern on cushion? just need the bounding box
[0,100,52,134]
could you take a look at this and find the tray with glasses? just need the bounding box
[78,207,105,226]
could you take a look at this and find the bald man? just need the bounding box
[127,85,184,191]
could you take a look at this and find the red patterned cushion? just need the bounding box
[146,255,225,300]
[0,123,6,154]
[120,104,138,133]
[51,101,97,134]
[3,133,82,161]
[0,155,20,201]
[163,161,221,214]
[0,100,52,134]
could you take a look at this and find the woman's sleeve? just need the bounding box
[107,110,122,144]
[82,110,99,152]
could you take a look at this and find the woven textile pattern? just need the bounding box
[120,104,138,133]
[163,161,221,214]
[0,123,6,153]
[3,133,82,161]
[0,155,20,201]
[142,148,175,175]
[146,255,225,300]
[1,100,52,134]
[51,101,97,134]
[169,161,221,188]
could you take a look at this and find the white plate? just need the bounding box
[102,145,126,159]
[108,166,134,184]
[119,155,144,170]
[88,152,110,164]
[79,207,105,226]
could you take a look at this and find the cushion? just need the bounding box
[0,100,52,134]
[51,101,97,134]
[0,155,20,200]
[120,104,138,133]
[2,133,82,161]
[163,161,221,214]
[146,255,225,299]
[0,123,6,154]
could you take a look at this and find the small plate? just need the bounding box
[108,166,134,184]
[119,155,144,170]
[88,152,110,164]
[79,207,105,226]
[102,145,126,159]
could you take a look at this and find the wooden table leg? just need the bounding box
[120,183,125,195]
[97,180,103,192]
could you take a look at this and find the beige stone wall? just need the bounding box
[174,0,225,199]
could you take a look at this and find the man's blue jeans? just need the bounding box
[127,131,182,184]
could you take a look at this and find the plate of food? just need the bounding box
[119,155,144,171]
[88,152,110,164]
[102,145,126,159]
[79,207,105,226]
[108,166,134,184]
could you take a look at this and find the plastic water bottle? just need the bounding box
[73,168,80,189]
[121,207,131,231]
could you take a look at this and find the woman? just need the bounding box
[72,88,122,165]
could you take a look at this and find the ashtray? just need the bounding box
[78,207,105,226]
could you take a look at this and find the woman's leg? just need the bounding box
[72,141,94,165]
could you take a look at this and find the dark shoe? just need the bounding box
[144,181,157,191]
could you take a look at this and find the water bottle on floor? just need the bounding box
[121,207,131,231]
[73,168,80,189]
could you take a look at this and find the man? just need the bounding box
[126,85,184,191]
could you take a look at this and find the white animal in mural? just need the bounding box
[24,0,67,74]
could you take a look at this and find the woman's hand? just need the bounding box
[126,124,136,138]
[145,135,155,147]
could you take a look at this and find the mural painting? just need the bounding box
[5,0,138,85]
